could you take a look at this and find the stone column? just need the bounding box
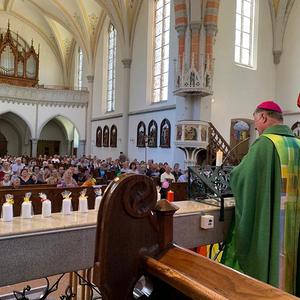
[176,25,187,72]
[121,58,132,157]
[31,139,38,157]
[77,140,86,158]
[190,22,201,69]
[67,140,73,156]
[85,75,94,155]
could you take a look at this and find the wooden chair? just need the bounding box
[93,174,296,299]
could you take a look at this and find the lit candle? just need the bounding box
[167,190,174,202]
[2,203,13,222]
[42,200,52,217]
[62,198,72,215]
[216,149,223,167]
[21,201,32,219]
[79,196,88,213]
[95,195,102,210]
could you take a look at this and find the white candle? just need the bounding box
[62,198,72,215]
[216,150,223,167]
[42,200,52,217]
[21,202,32,219]
[95,196,102,210]
[2,203,13,222]
[79,197,88,213]
[157,191,161,201]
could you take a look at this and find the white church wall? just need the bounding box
[212,0,275,142]
[92,24,105,118]
[0,120,20,156]
[39,121,67,154]
[37,106,86,140]
[0,103,35,137]
[91,118,123,160]
[276,0,300,113]
[0,14,64,86]
[128,109,180,166]
[129,0,177,113]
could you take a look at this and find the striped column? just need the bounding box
[204,0,220,71]
[174,0,187,71]
[190,22,201,70]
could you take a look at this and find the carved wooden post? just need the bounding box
[153,200,179,251]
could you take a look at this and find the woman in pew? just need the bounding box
[57,168,78,188]
[0,173,12,186]
[19,168,35,185]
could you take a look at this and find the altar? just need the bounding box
[0,200,234,287]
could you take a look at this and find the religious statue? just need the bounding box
[201,127,207,142]
[176,125,182,140]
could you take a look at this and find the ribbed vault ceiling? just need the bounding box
[0,0,142,77]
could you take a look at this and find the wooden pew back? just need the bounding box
[93,174,296,299]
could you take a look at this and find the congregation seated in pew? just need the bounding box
[0,154,191,210]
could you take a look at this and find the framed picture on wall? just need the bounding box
[160,118,171,148]
[110,125,117,147]
[103,125,109,147]
[148,120,157,148]
[137,121,146,147]
[96,126,102,147]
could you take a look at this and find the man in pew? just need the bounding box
[222,101,300,296]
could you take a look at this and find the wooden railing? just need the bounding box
[207,122,238,165]
[92,174,296,299]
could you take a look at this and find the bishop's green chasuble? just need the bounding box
[221,125,300,296]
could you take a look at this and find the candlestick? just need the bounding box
[216,149,223,167]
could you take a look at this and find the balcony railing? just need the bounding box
[0,83,89,107]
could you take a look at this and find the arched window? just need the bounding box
[77,47,83,89]
[107,24,117,112]
[152,0,170,103]
[234,0,256,67]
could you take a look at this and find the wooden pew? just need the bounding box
[168,182,188,201]
[0,185,107,217]
[0,184,56,190]
[93,174,296,299]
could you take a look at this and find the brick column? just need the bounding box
[190,22,201,70]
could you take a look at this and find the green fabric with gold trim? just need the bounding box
[221,125,300,296]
